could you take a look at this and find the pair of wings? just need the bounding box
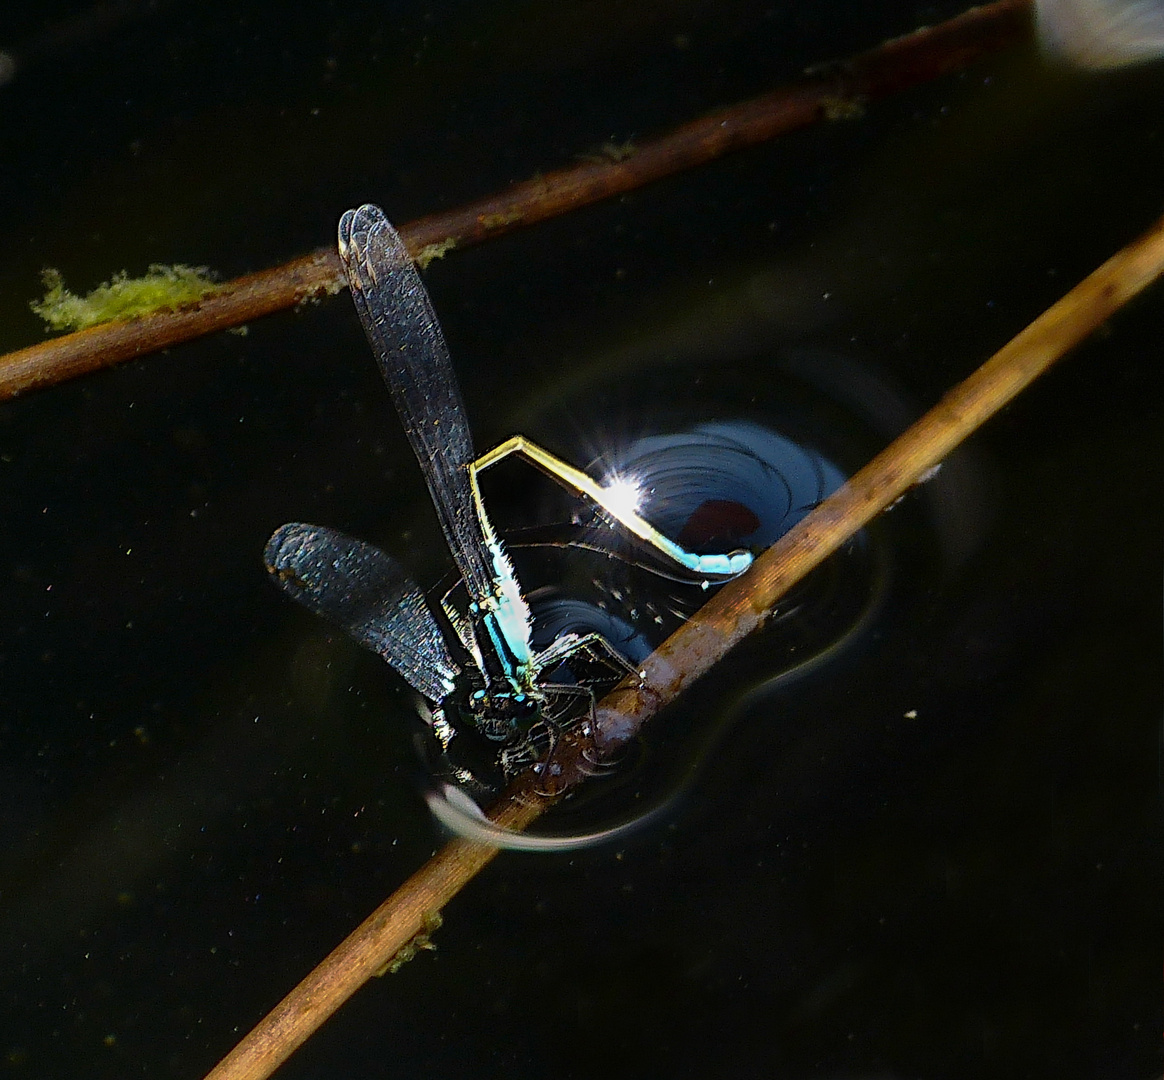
[266,205,481,704]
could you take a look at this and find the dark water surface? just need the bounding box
[0,2,1160,1077]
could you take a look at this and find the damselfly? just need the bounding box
[265,205,751,780]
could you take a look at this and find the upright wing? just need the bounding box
[337,204,496,608]
[264,522,459,703]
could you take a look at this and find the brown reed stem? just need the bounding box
[201,207,1164,1080]
[0,0,1031,402]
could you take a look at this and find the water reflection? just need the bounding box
[445,336,998,850]
[425,415,878,851]
[598,420,845,555]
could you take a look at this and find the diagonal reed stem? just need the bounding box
[202,209,1164,1080]
[0,0,1030,402]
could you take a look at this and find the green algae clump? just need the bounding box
[373,910,443,977]
[30,264,223,332]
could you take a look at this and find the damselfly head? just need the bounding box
[466,687,539,742]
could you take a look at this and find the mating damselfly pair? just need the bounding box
[265,204,841,841]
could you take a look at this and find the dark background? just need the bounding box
[0,2,1160,1077]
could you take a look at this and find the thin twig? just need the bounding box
[202,209,1164,1080]
[0,0,1031,402]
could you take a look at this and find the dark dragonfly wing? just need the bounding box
[264,522,459,703]
[337,204,496,608]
